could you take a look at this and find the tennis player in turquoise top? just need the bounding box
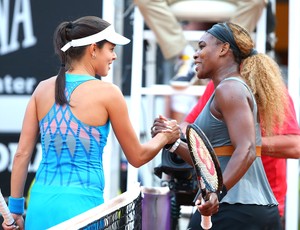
[26,74,110,229]
[3,16,180,230]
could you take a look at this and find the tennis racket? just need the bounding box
[186,124,223,230]
[0,190,18,229]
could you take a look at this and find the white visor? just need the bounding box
[61,25,130,52]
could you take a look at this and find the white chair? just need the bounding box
[170,0,237,22]
[170,1,266,49]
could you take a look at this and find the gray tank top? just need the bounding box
[194,77,277,205]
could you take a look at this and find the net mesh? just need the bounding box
[79,194,142,230]
[49,184,142,230]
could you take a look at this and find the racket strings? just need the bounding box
[189,131,219,192]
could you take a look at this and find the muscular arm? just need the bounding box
[214,81,256,191]
[262,135,300,159]
[180,81,258,190]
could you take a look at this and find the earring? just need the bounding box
[92,53,96,59]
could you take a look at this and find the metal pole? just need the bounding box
[126,6,144,190]
[286,0,300,229]
[101,0,122,199]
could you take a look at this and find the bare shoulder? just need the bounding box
[92,80,123,97]
[215,78,249,99]
[33,76,56,95]
[214,78,252,112]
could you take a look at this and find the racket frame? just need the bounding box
[186,124,223,193]
[186,124,223,230]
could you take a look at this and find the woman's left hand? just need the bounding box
[2,214,23,230]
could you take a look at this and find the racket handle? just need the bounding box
[201,215,212,230]
[0,190,15,226]
[200,197,212,229]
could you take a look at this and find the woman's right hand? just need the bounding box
[151,115,178,135]
[164,119,181,144]
[151,115,180,144]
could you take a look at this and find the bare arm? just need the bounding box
[5,82,48,229]
[262,134,300,159]
[214,82,256,191]
[172,141,193,165]
[107,86,180,167]
[11,95,39,198]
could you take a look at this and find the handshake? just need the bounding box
[150,115,182,152]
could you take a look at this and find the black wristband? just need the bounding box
[217,185,228,201]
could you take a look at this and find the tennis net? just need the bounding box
[49,184,142,230]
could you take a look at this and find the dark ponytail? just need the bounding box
[55,64,68,105]
[53,21,71,105]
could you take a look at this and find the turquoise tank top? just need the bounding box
[36,73,110,191]
[25,74,110,229]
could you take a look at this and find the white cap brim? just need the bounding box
[61,25,130,52]
[106,32,130,45]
